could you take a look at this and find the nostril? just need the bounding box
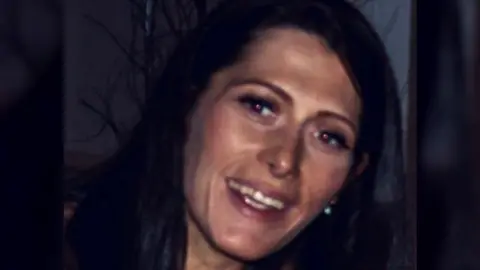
[267,159,276,170]
[268,155,297,179]
[258,141,300,179]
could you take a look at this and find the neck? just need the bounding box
[185,214,244,270]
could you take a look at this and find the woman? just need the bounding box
[67,0,405,269]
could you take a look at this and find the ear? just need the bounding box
[354,153,369,176]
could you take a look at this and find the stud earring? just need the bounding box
[323,205,332,215]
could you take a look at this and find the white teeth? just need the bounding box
[244,197,268,210]
[227,179,285,210]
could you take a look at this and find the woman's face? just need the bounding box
[183,27,364,261]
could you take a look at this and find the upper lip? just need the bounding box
[226,177,296,206]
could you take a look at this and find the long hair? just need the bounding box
[69,0,405,270]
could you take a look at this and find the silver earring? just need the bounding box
[323,205,332,215]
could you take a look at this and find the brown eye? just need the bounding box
[315,131,348,150]
[238,95,276,117]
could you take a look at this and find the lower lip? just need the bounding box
[226,181,288,223]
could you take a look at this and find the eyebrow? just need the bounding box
[225,78,293,104]
[315,111,357,133]
[225,77,357,133]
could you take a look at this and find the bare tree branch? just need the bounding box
[128,0,144,13]
[83,14,146,73]
[78,63,127,142]
[153,31,185,40]
[126,0,142,113]
[144,0,158,36]
[399,80,409,100]
[192,0,206,20]
[187,1,198,26]
[177,0,196,30]
[72,119,109,142]
[382,6,400,39]
[350,0,375,8]
[160,0,182,40]
[79,0,196,143]
[125,66,145,113]
[80,98,120,136]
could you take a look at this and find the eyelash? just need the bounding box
[315,131,349,150]
[237,95,277,117]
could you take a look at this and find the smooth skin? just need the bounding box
[183,27,368,270]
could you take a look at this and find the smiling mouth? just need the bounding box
[227,178,286,210]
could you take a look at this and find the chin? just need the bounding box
[222,246,269,262]
[212,235,276,262]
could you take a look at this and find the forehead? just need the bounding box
[221,27,361,120]
[243,27,353,88]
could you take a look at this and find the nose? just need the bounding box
[257,132,301,179]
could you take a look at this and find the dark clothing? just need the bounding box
[67,144,143,270]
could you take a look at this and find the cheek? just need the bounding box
[183,103,249,199]
[300,155,351,212]
[205,104,260,167]
[183,109,206,189]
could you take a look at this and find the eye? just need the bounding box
[238,95,277,117]
[315,131,349,150]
